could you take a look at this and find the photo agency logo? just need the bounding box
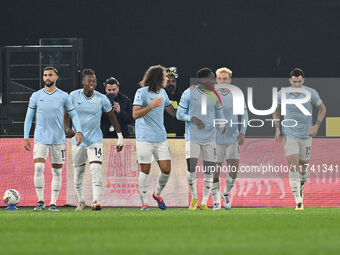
[199,83,312,128]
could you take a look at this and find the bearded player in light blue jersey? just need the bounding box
[24,66,83,212]
[211,67,248,210]
[133,65,176,211]
[177,68,225,211]
[273,68,326,210]
[65,68,124,211]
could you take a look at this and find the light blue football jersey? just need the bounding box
[216,90,248,144]
[70,89,112,146]
[178,86,224,143]
[278,86,322,139]
[133,86,171,143]
[28,88,75,144]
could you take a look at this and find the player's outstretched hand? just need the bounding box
[75,132,83,145]
[65,128,76,138]
[275,129,282,142]
[238,133,245,145]
[308,125,319,137]
[191,116,205,130]
[116,132,124,152]
[24,139,31,151]
[150,97,163,108]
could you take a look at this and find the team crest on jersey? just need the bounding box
[93,102,98,106]
[55,97,60,101]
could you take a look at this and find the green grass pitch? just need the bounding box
[1,207,339,255]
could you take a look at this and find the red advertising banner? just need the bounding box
[0,138,67,206]
[0,138,339,207]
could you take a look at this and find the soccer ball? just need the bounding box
[3,189,21,206]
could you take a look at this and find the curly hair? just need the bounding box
[139,65,165,93]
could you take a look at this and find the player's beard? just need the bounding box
[44,80,55,87]
[165,84,176,95]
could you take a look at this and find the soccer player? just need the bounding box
[273,68,326,210]
[65,68,124,211]
[133,65,176,211]
[211,67,248,210]
[176,68,225,210]
[24,66,83,212]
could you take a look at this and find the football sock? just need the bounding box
[34,162,45,202]
[202,173,213,205]
[211,181,221,205]
[74,165,85,202]
[155,172,170,197]
[186,171,198,199]
[300,171,309,190]
[223,175,236,195]
[138,172,149,206]
[289,171,302,204]
[90,163,102,203]
[50,167,62,205]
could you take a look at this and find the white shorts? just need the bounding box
[33,143,66,164]
[72,143,103,166]
[185,141,217,162]
[284,136,312,161]
[136,141,171,164]
[216,143,240,162]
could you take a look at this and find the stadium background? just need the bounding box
[0,0,339,207]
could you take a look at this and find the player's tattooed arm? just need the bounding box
[165,104,177,118]
[273,104,282,141]
[315,102,326,127]
[309,102,326,137]
[272,104,281,129]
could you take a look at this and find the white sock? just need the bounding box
[223,175,236,195]
[202,173,213,205]
[211,181,221,205]
[50,168,62,205]
[155,172,170,197]
[34,162,45,202]
[186,171,198,199]
[300,171,309,190]
[289,171,302,204]
[138,172,149,206]
[90,163,102,203]
[74,165,85,202]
